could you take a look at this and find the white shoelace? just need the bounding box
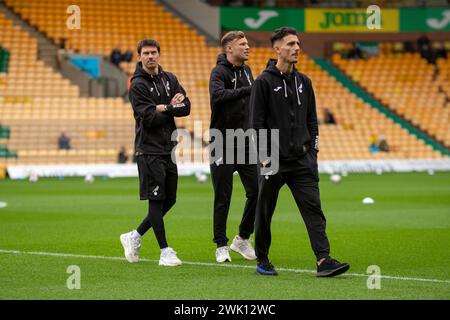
[162,247,177,256]
[217,247,229,255]
[235,239,251,250]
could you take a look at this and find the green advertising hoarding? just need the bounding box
[220,7,304,31]
[400,8,450,31]
[220,7,450,33]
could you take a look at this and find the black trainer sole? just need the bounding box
[316,263,350,277]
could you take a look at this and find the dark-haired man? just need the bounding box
[209,31,258,263]
[250,27,349,277]
[120,39,190,266]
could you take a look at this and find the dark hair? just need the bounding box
[137,39,160,55]
[221,30,246,53]
[270,27,298,47]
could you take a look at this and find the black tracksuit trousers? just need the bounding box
[210,161,258,248]
[255,151,330,262]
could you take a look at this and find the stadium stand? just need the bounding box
[436,54,450,98]
[3,0,219,143]
[1,0,446,166]
[332,44,450,148]
[0,12,135,165]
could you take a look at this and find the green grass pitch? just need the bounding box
[0,172,449,299]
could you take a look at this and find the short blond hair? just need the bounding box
[221,31,246,53]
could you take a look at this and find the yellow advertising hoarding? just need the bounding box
[305,9,399,32]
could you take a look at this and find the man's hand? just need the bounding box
[156,104,166,113]
[155,93,184,113]
[170,93,185,105]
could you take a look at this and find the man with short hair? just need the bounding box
[120,39,190,267]
[249,27,349,276]
[209,31,258,263]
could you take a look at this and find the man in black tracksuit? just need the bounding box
[120,39,190,267]
[209,31,258,263]
[249,27,349,276]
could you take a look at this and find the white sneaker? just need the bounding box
[230,235,257,260]
[120,231,141,263]
[216,246,232,263]
[159,247,182,266]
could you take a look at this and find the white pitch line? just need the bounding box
[0,249,449,285]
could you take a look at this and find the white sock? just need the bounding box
[161,247,171,253]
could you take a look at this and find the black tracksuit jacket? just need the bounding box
[129,62,191,155]
[209,53,254,133]
[249,59,319,162]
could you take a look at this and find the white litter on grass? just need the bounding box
[0,201,8,209]
[84,174,95,183]
[29,171,39,183]
[427,169,435,175]
[330,174,342,184]
[375,168,383,175]
[362,197,375,204]
[195,172,208,183]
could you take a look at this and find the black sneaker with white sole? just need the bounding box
[316,257,350,277]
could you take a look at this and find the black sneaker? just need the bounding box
[256,260,278,276]
[316,257,350,277]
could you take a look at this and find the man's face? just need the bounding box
[139,46,160,69]
[274,34,300,64]
[228,37,250,62]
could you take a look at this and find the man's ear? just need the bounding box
[272,39,282,55]
[273,44,280,55]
